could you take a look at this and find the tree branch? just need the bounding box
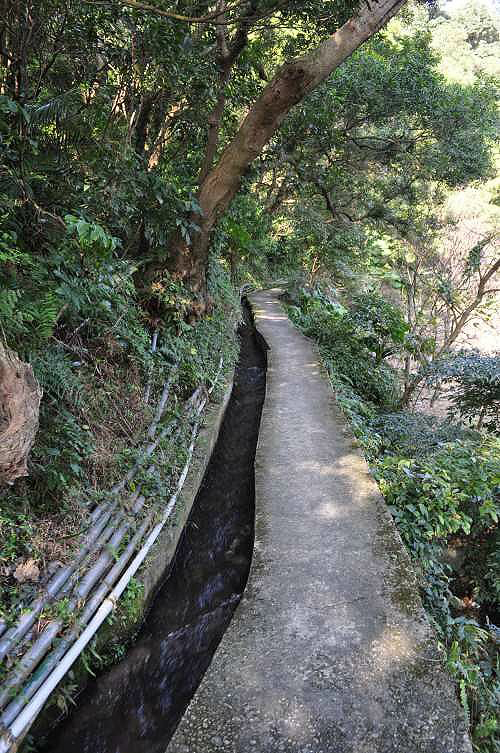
[86,0,248,25]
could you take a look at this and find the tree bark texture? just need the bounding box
[165,0,406,302]
[0,343,42,485]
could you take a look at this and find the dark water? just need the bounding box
[42,309,266,753]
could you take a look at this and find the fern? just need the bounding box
[0,289,27,338]
[460,679,471,722]
[25,88,82,128]
[26,292,61,341]
[0,289,60,346]
[31,348,83,405]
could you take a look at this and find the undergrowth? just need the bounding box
[0,218,240,623]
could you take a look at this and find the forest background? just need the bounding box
[0,0,499,749]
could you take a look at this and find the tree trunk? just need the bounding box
[158,0,405,308]
[134,93,155,157]
[0,343,42,485]
[197,64,232,185]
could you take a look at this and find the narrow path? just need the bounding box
[168,289,471,753]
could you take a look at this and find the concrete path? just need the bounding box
[167,289,471,753]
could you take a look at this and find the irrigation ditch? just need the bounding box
[37,302,267,753]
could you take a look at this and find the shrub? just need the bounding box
[287,289,402,408]
[428,351,500,434]
[349,291,408,364]
[370,411,481,457]
[375,437,499,552]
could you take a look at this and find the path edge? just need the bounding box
[248,288,473,753]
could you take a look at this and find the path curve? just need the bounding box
[167,289,471,753]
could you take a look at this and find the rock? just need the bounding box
[0,341,42,485]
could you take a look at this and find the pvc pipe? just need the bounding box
[0,496,122,663]
[0,513,154,727]
[0,409,204,753]
[0,370,181,663]
[0,358,224,749]
[144,330,159,405]
[0,493,149,708]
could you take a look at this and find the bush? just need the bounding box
[373,437,499,750]
[370,411,481,457]
[349,291,408,364]
[428,351,500,434]
[375,437,499,549]
[287,289,402,408]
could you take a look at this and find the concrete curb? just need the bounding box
[138,372,235,606]
[168,289,472,753]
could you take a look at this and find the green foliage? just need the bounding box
[349,291,408,364]
[0,256,240,629]
[428,352,500,433]
[287,290,499,752]
[0,511,34,576]
[0,218,145,359]
[64,215,120,258]
[146,260,240,394]
[365,420,499,753]
[0,216,154,506]
[370,412,481,458]
[116,577,145,627]
[430,0,500,84]
[0,231,60,346]
[217,192,279,284]
[276,28,497,261]
[287,289,402,407]
[32,407,95,493]
[446,618,499,750]
[376,437,499,551]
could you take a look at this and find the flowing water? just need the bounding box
[41,309,266,753]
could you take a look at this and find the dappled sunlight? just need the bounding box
[315,501,341,519]
[298,461,336,476]
[370,626,414,667]
[257,312,288,322]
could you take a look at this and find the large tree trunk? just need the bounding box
[159,0,405,306]
[0,343,42,485]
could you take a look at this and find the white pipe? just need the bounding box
[0,368,180,664]
[0,357,225,750]
[1,514,154,727]
[0,405,205,753]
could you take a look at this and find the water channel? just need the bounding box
[41,306,266,753]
